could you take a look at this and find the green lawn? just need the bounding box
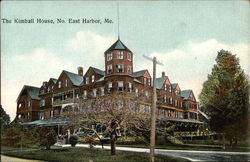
[2,147,189,162]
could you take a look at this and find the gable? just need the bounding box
[143,70,151,79]
[164,78,171,85]
[175,84,180,91]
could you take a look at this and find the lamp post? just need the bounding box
[143,55,163,162]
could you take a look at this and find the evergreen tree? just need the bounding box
[199,49,249,145]
[0,106,10,128]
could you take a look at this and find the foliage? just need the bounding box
[38,127,57,149]
[1,124,39,148]
[199,49,249,145]
[69,135,78,147]
[0,106,10,128]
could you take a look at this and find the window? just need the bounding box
[18,114,21,119]
[100,87,105,96]
[93,89,97,97]
[180,102,183,108]
[85,77,89,84]
[127,66,132,74]
[144,78,147,84]
[180,112,183,119]
[170,97,173,104]
[164,84,167,91]
[118,81,124,91]
[28,101,31,107]
[107,53,112,61]
[52,86,54,90]
[168,110,171,117]
[117,51,123,59]
[39,112,45,120]
[40,99,45,107]
[164,95,167,103]
[169,86,172,92]
[107,65,112,74]
[83,90,87,99]
[91,75,95,82]
[127,53,132,61]
[145,105,150,114]
[41,89,44,94]
[18,103,22,108]
[65,79,68,87]
[50,110,54,118]
[117,64,124,72]
[58,81,61,88]
[48,87,50,92]
[175,90,179,95]
[128,82,132,92]
[108,82,112,92]
[145,91,149,98]
[175,111,178,118]
[175,100,178,106]
[161,109,165,116]
[76,94,79,98]
[27,112,30,119]
[148,79,151,86]
[135,88,139,97]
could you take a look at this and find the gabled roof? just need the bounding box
[198,109,210,120]
[50,78,57,84]
[181,90,192,100]
[171,83,178,89]
[16,85,40,102]
[91,67,105,76]
[63,70,83,86]
[105,39,131,53]
[156,76,169,89]
[133,70,147,78]
[133,78,142,84]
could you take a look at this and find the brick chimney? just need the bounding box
[77,67,83,76]
[162,71,165,77]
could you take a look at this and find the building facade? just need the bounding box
[16,38,199,122]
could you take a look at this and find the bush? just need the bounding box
[69,135,78,147]
[39,127,57,149]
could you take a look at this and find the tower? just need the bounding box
[104,39,133,76]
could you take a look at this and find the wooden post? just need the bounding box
[150,57,157,162]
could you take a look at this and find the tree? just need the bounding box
[39,127,57,149]
[64,93,151,155]
[199,49,249,146]
[0,106,10,128]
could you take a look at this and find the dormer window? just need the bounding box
[164,84,167,91]
[117,64,124,72]
[107,53,112,61]
[127,53,132,61]
[148,79,151,86]
[91,75,95,82]
[65,79,68,87]
[117,51,123,59]
[107,65,112,74]
[58,81,61,88]
[85,77,89,84]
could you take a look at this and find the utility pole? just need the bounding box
[143,55,163,162]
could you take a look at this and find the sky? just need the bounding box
[1,1,250,121]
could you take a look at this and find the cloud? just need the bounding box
[135,39,250,102]
[66,31,115,70]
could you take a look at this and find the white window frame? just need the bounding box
[91,75,95,82]
[100,87,105,96]
[58,81,61,88]
[83,90,87,99]
[117,64,124,73]
[135,88,139,97]
[28,100,31,107]
[128,82,132,92]
[50,110,54,118]
[164,95,167,103]
[170,97,173,104]
[148,79,151,86]
[93,89,97,97]
[164,84,167,91]
[127,66,132,74]
[85,77,89,84]
[107,64,112,74]
[117,51,124,59]
[65,79,68,87]
[107,52,112,61]
[144,78,147,84]
[127,52,132,61]
[118,81,124,91]
[169,86,172,92]
[108,82,112,92]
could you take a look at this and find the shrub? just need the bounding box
[39,127,57,150]
[69,135,78,147]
